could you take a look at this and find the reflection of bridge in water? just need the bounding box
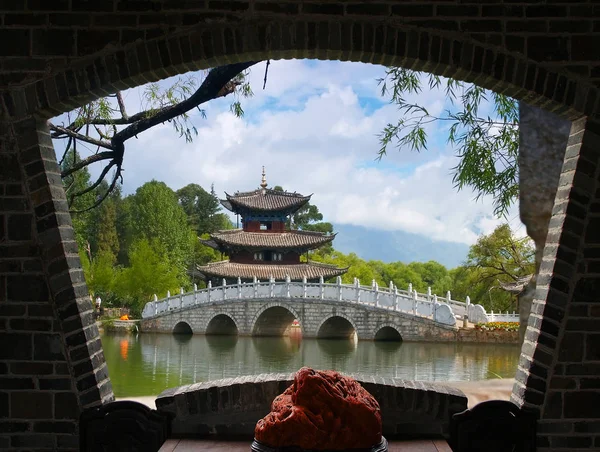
[116,334,520,392]
[140,279,474,341]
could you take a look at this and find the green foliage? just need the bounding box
[448,224,534,312]
[378,69,519,217]
[176,183,233,235]
[113,239,185,316]
[466,224,534,279]
[94,199,120,258]
[61,150,95,248]
[86,250,118,297]
[128,180,194,272]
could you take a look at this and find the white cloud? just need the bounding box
[52,60,524,247]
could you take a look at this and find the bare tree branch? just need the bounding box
[116,91,128,121]
[49,124,113,151]
[61,151,115,178]
[57,61,258,207]
[114,61,257,143]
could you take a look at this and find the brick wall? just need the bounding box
[0,117,113,451]
[512,117,600,450]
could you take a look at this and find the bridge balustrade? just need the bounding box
[141,279,509,326]
[144,281,459,326]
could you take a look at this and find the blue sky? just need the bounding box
[51,59,524,245]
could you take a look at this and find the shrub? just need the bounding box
[475,322,519,332]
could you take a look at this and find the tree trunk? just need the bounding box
[518,103,571,343]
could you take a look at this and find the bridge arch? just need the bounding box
[205,313,239,336]
[316,314,358,340]
[251,303,303,337]
[172,321,193,335]
[374,324,403,342]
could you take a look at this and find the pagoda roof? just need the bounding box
[196,261,348,281]
[206,229,336,250]
[222,188,311,213]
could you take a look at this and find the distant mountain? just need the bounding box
[332,224,470,269]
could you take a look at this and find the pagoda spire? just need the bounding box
[260,166,268,190]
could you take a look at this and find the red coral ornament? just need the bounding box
[255,367,383,450]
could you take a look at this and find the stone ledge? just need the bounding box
[155,373,467,438]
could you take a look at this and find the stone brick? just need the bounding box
[9,318,52,331]
[0,30,29,56]
[586,334,600,360]
[39,378,72,391]
[10,362,53,375]
[564,391,600,418]
[558,332,585,362]
[54,392,78,419]
[33,333,66,360]
[6,275,48,302]
[0,421,28,433]
[6,214,32,240]
[11,392,52,419]
[11,433,56,448]
[0,333,31,359]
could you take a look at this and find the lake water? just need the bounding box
[101,332,521,397]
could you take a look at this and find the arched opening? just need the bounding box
[252,306,297,337]
[13,4,594,443]
[172,321,193,335]
[374,326,403,342]
[317,316,357,340]
[206,314,238,336]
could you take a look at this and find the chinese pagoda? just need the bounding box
[197,168,348,285]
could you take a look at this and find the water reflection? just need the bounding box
[101,332,520,397]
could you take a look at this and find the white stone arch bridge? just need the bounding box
[140,277,513,340]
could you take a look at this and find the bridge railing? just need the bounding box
[142,277,512,325]
[141,276,459,326]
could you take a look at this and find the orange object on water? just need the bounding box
[120,340,129,360]
[119,314,129,320]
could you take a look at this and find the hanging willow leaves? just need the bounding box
[378,68,519,217]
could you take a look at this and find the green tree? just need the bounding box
[93,198,120,260]
[128,180,195,273]
[176,183,232,235]
[113,239,184,316]
[379,261,424,292]
[309,251,385,285]
[459,224,535,311]
[407,261,450,293]
[378,69,518,217]
[79,248,117,305]
[61,150,95,248]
